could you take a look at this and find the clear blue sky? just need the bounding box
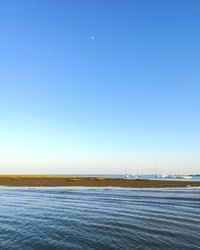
[0,0,200,174]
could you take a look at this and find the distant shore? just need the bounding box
[0,175,200,188]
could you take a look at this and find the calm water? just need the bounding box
[0,187,199,250]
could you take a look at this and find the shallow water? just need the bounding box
[0,187,199,250]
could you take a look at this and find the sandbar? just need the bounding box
[0,175,199,188]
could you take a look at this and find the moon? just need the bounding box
[91,36,95,40]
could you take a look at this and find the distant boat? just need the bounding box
[167,175,177,178]
[161,175,168,178]
[131,172,137,178]
[176,175,192,179]
[124,164,130,178]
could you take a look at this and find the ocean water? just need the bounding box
[0,187,199,250]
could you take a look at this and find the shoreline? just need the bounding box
[0,175,200,188]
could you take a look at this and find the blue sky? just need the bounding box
[0,0,200,174]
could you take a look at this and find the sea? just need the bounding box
[0,186,199,250]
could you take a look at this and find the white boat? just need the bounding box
[130,172,138,178]
[176,175,192,179]
[161,175,168,178]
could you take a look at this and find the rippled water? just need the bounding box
[0,187,199,250]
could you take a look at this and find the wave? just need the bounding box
[0,187,199,249]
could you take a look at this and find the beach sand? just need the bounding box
[0,175,199,188]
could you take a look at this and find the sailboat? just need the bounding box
[155,163,161,178]
[130,170,137,178]
[176,169,192,179]
[124,165,129,178]
[176,175,192,179]
[167,174,177,178]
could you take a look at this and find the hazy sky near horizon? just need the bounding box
[0,0,200,175]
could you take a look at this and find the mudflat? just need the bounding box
[0,175,199,188]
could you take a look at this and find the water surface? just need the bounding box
[0,187,199,250]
